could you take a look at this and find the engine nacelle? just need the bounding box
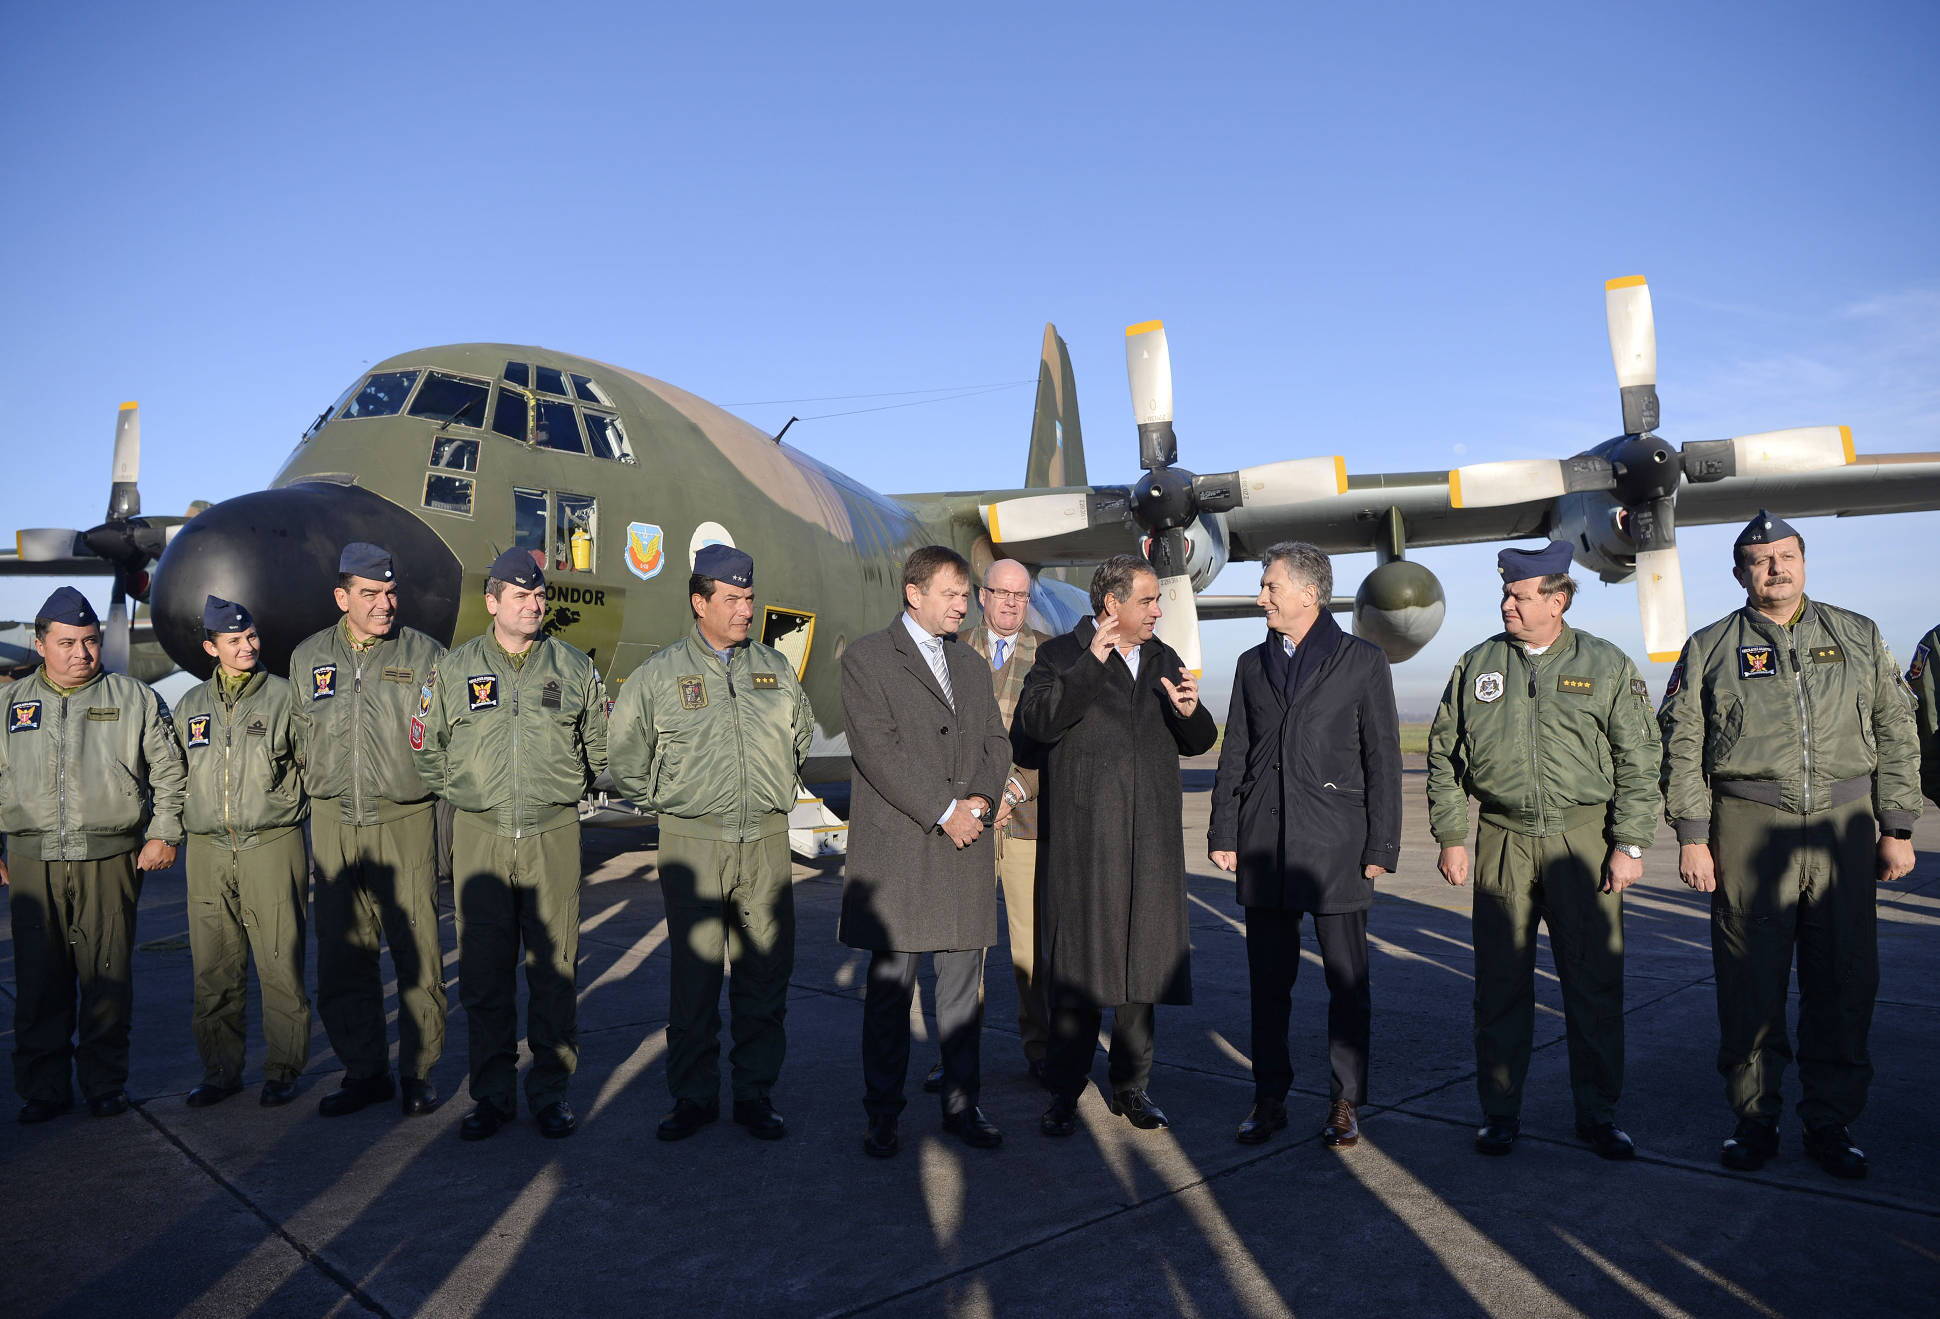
[1141,511,1230,593]
[1552,490,1637,583]
[1353,559,1446,663]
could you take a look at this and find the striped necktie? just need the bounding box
[925,637,955,707]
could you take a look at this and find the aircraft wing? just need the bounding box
[0,548,117,576]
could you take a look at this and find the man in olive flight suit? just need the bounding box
[177,595,311,1109]
[1427,542,1661,1160]
[292,542,449,1118]
[2,586,187,1123]
[1909,620,1940,809]
[609,545,813,1143]
[416,547,608,1141]
[1661,510,1920,1180]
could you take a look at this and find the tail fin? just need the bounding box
[1025,323,1086,488]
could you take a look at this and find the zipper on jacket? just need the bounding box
[351,642,367,825]
[1788,638,1812,812]
[509,663,524,839]
[1522,648,1547,835]
[728,646,748,838]
[221,689,239,848]
[55,692,69,853]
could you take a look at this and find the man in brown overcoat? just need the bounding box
[840,546,1013,1158]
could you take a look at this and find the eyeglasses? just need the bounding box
[981,588,1030,604]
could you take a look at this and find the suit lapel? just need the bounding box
[890,616,954,711]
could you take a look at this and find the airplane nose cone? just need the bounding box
[151,482,462,678]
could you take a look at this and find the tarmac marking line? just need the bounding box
[130,1099,394,1318]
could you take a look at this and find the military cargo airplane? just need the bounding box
[6,277,1940,772]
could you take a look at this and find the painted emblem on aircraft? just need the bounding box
[625,522,665,581]
[1474,671,1504,703]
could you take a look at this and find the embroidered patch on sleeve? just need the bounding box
[1630,678,1650,701]
[1909,642,1930,684]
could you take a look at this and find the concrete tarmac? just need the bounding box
[4,754,1938,1317]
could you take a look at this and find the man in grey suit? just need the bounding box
[840,545,1013,1158]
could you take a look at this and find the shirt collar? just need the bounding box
[902,611,943,649]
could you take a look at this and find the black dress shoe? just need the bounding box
[17,1099,69,1125]
[88,1090,131,1118]
[400,1078,440,1116]
[1108,1089,1169,1130]
[1803,1124,1867,1180]
[1236,1099,1287,1146]
[459,1101,513,1141]
[863,1114,900,1158]
[1720,1117,1778,1171]
[1321,1100,1361,1149]
[259,1080,299,1108]
[733,1098,787,1141]
[536,1100,577,1139]
[1475,1115,1520,1156]
[942,1106,1003,1149]
[657,1098,719,1141]
[922,1061,944,1094]
[186,1083,243,1109]
[1576,1120,1636,1161]
[1040,1095,1079,1138]
[318,1073,395,1118]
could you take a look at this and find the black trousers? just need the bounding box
[1245,906,1370,1106]
[1046,987,1156,1100]
[863,948,984,1117]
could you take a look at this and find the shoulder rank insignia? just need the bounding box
[245,719,267,737]
[311,663,337,700]
[382,666,415,684]
[751,672,779,690]
[1809,644,1845,664]
[467,674,500,712]
[1557,675,1595,695]
[9,700,42,732]
[541,680,563,711]
[187,713,212,747]
[679,675,708,710]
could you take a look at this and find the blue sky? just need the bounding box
[4,1,1936,712]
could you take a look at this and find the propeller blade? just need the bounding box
[1605,277,1659,435]
[1448,455,1615,509]
[16,529,90,562]
[1727,425,1855,476]
[104,580,131,675]
[109,401,141,521]
[1143,527,1202,677]
[1625,495,1686,662]
[1125,320,1177,470]
[1195,457,1348,512]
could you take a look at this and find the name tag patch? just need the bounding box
[1738,645,1778,679]
[9,700,42,732]
[382,666,415,684]
[541,680,562,711]
[751,672,779,690]
[1809,644,1845,664]
[1474,671,1504,703]
[679,675,708,710]
[1557,675,1595,695]
[86,707,120,721]
[467,674,500,712]
[187,714,212,747]
[311,664,338,700]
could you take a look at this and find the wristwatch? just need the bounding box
[1615,844,1644,859]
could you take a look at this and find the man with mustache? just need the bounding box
[1661,510,1920,1180]
[292,542,449,1119]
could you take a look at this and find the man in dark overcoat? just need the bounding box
[839,545,1013,1158]
[1018,554,1218,1136]
[1210,542,1401,1150]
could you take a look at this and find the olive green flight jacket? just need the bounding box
[1658,598,1921,843]
[1,668,187,860]
[1426,624,1661,848]
[1908,622,1940,807]
[608,628,814,843]
[175,670,307,848]
[290,622,445,824]
[414,632,608,838]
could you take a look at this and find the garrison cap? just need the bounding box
[693,544,754,589]
[338,541,395,581]
[1733,508,1801,549]
[487,546,546,591]
[203,595,253,634]
[35,586,99,629]
[1497,540,1574,583]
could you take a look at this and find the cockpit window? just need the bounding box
[429,435,478,472]
[491,387,529,442]
[534,366,568,396]
[407,371,491,430]
[582,412,631,462]
[570,373,607,405]
[533,400,585,454]
[503,361,530,387]
[339,371,421,419]
[302,378,362,441]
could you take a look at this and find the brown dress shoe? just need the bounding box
[1321,1100,1359,1148]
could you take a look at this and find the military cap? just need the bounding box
[693,543,754,589]
[487,546,546,591]
[1733,508,1801,548]
[1497,540,1574,583]
[339,541,395,581]
[203,594,253,634]
[35,586,99,629]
